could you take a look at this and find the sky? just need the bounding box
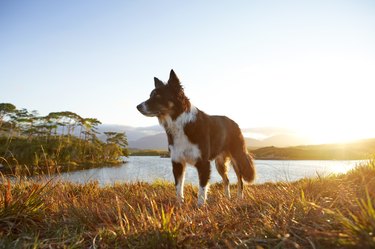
[1,0,375,144]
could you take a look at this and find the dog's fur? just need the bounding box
[137,70,255,206]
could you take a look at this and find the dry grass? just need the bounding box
[1,161,375,248]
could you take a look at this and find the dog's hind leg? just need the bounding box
[230,149,255,199]
[215,153,231,198]
[231,157,244,199]
[237,174,244,199]
[196,160,211,207]
[172,161,186,204]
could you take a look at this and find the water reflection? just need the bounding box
[51,157,365,186]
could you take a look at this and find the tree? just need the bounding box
[46,112,59,135]
[104,131,129,157]
[0,103,16,130]
[82,118,102,141]
[1,104,127,167]
[56,111,82,136]
[104,132,128,148]
[14,108,35,138]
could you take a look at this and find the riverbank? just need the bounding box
[0,135,128,176]
[0,159,125,176]
[1,160,374,248]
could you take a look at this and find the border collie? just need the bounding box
[137,70,255,206]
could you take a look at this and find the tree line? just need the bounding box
[0,103,128,171]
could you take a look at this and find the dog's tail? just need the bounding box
[229,124,256,183]
[234,150,256,183]
[224,118,256,183]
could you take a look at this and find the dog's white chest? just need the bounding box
[169,126,201,165]
[161,108,201,165]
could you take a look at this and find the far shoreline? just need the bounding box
[129,149,372,161]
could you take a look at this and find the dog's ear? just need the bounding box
[167,69,183,90]
[154,77,164,89]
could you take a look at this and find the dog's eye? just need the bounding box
[150,90,161,99]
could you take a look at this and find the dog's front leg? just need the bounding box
[196,160,211,207]
[172,161,186,204]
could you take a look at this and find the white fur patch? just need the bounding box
[176,169,186,203]
[160,106,201,165]
[139,102,148,112]
[198,185,209,207]
[237,183,244,199]
[224,184,231,198]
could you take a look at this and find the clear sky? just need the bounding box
[1,0,375,143]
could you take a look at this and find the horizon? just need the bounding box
[101,123,375,146]
[1,1,375,144]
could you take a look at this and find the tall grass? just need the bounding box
[1,161,374,248]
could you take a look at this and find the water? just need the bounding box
[51,156,365,186]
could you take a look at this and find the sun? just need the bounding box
[297,118,375,145]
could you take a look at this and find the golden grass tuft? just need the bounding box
[1,160,374,248]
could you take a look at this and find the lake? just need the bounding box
[50,156,365,186]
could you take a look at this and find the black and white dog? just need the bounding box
[137,70,255,206]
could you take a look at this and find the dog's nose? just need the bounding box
[136,104,142,112]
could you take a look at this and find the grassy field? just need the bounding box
[251,139,375,160]
[129,149,170,157]
[1,160,375,248]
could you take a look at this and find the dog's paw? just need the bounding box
[176,198,184,206]
[197,199,206,208]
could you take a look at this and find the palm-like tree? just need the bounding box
[82,118,102,141]
[104,131,129,157]
[104,132,128,148]
[0,103,16,130]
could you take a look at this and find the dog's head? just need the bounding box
[137,70,190,119]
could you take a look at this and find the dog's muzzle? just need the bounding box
[137,102,158,117]
[136,103,144,113]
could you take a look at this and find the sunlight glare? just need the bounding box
[230,56,375,144]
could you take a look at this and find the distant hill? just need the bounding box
[129,133,168,150]
[127,128,310,150]
[101,124,312,150]
[97,124,162,141]
[245,134,310,149]
[251,138,375,160]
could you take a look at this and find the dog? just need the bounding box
[137,70,255,206]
